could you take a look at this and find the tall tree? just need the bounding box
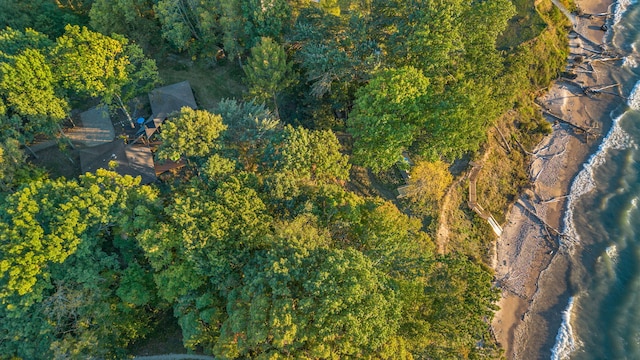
[241,0,292,48]
[269,125,350,184]
[403,160,453,216]
[89,0,160,50]
[0,0,84,38]
[53,25,159,126]
[0,170,161,359]
[292,4,380,120]
[244,37,296,118]
[217,98,280,171]
[362,0,515,162]
[0,138,41,193]
[157,107,227,162]
[154,0,221,55]
[0,27,53,59]
[214,245,403,359]
[0,28,68,143]
[0,48,68,142]
[347,66,430,172]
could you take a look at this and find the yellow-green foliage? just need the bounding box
[405,160,454,216]
[443,0,572,261]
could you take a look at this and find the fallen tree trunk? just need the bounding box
[542,109,597,137]
[494,125,512,154]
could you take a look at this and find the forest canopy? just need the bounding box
[0,0,565,358]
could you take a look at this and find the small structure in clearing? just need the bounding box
[148,81,197,117]
[67,106,115,147]
[79,139,157,184]
[78,81,197,183]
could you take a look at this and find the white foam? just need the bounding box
[614,0,636,27]
[628,78,640,110]
[550,296,580,360]
[562,80,640,247]
[623,41,640,68]
[606,244,620,262]
[623,55,639,68]
[563,114,633,246]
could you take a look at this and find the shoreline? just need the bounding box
[491,0,622,358]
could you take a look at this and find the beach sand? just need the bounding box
[491,0,620,358]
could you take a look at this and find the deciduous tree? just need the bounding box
[348,66,429,172]
[270,125,350,184]
[157,107,227,162]
[0,48,68,139]
[89,0,159,49]
[0,170,161,359]
[403,160,453,215]
[53,25,159,126]
[154,0,221,55]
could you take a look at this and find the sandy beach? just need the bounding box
[491,0,622,358]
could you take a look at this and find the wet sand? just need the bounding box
[491,0,621,358]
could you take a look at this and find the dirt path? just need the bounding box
[437,151,490,254]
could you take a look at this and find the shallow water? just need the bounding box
[551,2,640,358]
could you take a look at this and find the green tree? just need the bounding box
[89,0,160,50]
[154,0,221,55]
[217,98,280,171]
[0,28,69,143]
[157,107,228,162]
[244,37,296,118]
[363,0,515,162]
[403,160,453,215]
[347,66,430,172]
[416,255,500,358]
[241,0,292,48]
[0,48,68,141]
[0,138,42,193]
[0,0,84,38]
[269,125,350,184]
[0,27,53,59]
[0,170,161,359]
[416,80,499,160]
[292,5,380,123]
[345,199,434,276]
[135,173,272,351]
[214,245,402,359]
[53,25,159,126]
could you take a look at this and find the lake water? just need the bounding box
[551,1,640,358]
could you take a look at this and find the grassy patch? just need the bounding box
[157,56,246,111]
[438,0,572,262]
[442,179,494,262]
[498,0,547,50]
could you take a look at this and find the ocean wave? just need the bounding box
[606,243,620,263]
[622,54,638,69]
[628,78,640,110]
[550,296,580,360]
[614,0,637,27]
[562,80,640,247]
[622,53,638,68]
[563,113,633,245]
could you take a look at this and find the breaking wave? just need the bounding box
[562,79,640,247]
[550,296,580,360]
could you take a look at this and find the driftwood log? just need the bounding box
[542,109,598,137]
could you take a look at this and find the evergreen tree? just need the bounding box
[244,37,297,118]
